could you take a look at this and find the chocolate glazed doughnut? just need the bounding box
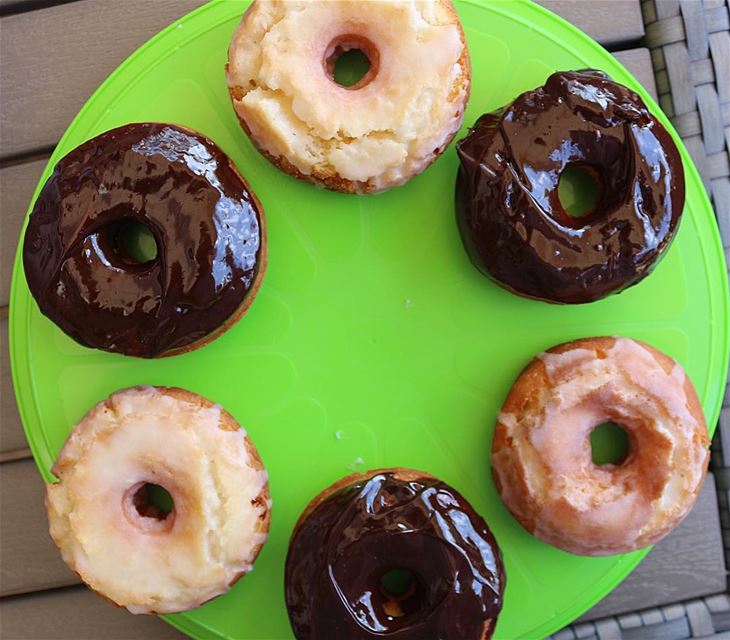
[23,123,265,357]
[455,70,685,304]
[285,469,505,640]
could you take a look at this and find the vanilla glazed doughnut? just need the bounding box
[226,0,470,193]
[491,337,709,556]
[46,386,270,614]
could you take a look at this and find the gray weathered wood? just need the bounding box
[0,314,29,455]
[0,0,77,13]
[0,158,46,307]
[538,0,645,46]
[0,0,206,159]
[0,458,78,596]
[0,586,186,639]
[579,473,726,622]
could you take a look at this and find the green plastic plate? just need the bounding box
[9,1,729,638]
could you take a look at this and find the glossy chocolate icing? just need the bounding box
[23,123,264,357]
[285,471,505,640]
[455,70,684,304]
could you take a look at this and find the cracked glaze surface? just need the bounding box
[45,386,270,614]
[226,0,470,192]
[491,337,709,556]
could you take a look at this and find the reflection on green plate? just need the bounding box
[10,1,728,638]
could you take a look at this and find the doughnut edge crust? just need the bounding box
[45,386,271,614]
[491,337,709,556]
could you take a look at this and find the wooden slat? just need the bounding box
[0,448,32,463]
[614,48,659,99]
[0,458,78,596]
[0,586,186,639]
[0,158,46,307]
[579,473,726,621]
[0,0,643,159]
[0,0,206,160]
[1,314,29,455]
[538,0,645,47]
[0,0,78,16]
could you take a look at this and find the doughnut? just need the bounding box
[491,337,709,556]
[285,468,505,639]
[455,70,685,303]
[226,0,470,193]
[45,386,270,614]
[23,123,266,358]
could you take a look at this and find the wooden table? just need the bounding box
[0,1,726,638]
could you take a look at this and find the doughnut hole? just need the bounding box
[379,569,420,618]
[115,219,158,264]
[123,482,175,532]
[557,163,603,219]
[94,217,159,270]
[324,35,379,89]
[590,422,630,466]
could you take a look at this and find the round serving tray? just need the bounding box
[10,1,729,638]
